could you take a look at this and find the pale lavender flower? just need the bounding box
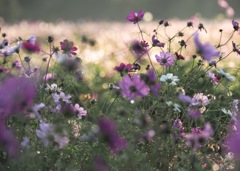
[21,137,29,148]
[194,33,220,62]
[191,93,210,107]
[73,103,87,119]
[178,93,192,104]
[43,73,55,81]
[155,52,174,67]
[173,119,185,140]
[119,74,149,101]
[36,122,69,148]
[52,92,71,104]
[0,41,22,57]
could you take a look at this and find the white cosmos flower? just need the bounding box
[217,68,235,81]
[160,73,179,86]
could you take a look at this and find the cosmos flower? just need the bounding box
[72,103,87,119]
[119,74,149,101]
[22,35,40,53]
[36,122,69,148]
[0,77,36,115]
[141,69,161,96]
[185,123,213,151]
[191,93,210,107]
[98,118,127,155]
[52,92,71,104]
[194,33,220,62]
[152,35,165,47]
[217,68,235,81]
[130,40,148,58]
[232,41,240,55]
[114,63,132,76]
[160,73,179,86]
[126,10,144,24]
[155,52,174,67]
[232,19,239,31]
[0,41,22,57]
[173,119,185,140]
[206,71,219,85]
[60,39,78,56]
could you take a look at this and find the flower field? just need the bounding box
[0,10,240,170]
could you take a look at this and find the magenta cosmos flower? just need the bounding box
[119,74,149,101]
[126,10,144,24]
[60,39,78,56]
[98,118,127,155]
[155,52,174,67]
[22,35,41,53]
[194,33,220,62]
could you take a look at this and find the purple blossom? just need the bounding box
[114,63,132,76]
[152,35,165,47]
[0,77,36,115]
[232,41,240,55]
[188,108,201,119]
[178,93,192,104]
[155,52,174,67]
[185,123,213,151]
[94,156,109,171]
[173,119,185,140]
[0,41,22,57]
[0,118,19,158]
[225,119,240,158]
[60,39,78,56]
[22,35,41,53]
[130,40,148,58]
[36,122,69,148]
[0,65,9,73]
[126,10,144,24]
[206,71,219,85]
[141,69,161,96]
[119,74,149,101]
[194,33,220,62]
[52,92,71,104]
[12,60,21,70]
[98,118,127,155]
[232,19,239,31]
[72,103,87,119]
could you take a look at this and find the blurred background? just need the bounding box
[0,0,239,23]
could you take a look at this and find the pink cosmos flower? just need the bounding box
[22,35,41,53]
[126,10,144,24]
[119,74,149,101]
[185,123,213,151]
[43,73,55,81]
[73,103,87,119]
[60,39,77,56]
[155,52,174,67]
[207,71,219,85]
